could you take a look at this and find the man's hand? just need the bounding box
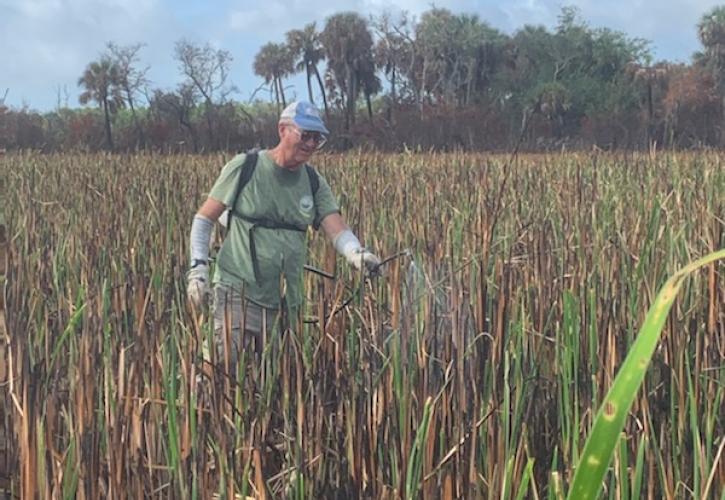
[345,248,382,276]
[329,225,382,277]
[187,264,210,309]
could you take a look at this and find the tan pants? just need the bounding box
[211,284,301,480]
[212,284,279,370]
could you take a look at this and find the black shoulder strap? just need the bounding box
[229,152,258,212]
[305,164,320,197]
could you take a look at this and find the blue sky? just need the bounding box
[1,0,722,111]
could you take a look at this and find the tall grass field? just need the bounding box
[1,151,723,499]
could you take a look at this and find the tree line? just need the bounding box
[2,6,725,152]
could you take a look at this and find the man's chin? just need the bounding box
[296,150,313,161]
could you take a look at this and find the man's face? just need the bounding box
[280,123,327,164]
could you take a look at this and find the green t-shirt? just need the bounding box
[209,151,339,308]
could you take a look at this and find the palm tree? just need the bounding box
[320,12,377,129]
[697,7,725,142]
[253,43,295,111]
[286,23,329,116]
[358,56,381,120]
[455,14,505,107]
[78,57,125,150]
[627,62,671,144]
[373,12,414,121]
[107,42,149,148]
[698,7,725,70]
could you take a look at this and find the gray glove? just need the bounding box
[187,263,210,308]
[188,214,214,308]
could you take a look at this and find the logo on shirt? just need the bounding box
[300,195,314,214]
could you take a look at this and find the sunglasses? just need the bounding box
[290,127,328,149]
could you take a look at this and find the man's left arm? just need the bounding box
[321,213,381,275]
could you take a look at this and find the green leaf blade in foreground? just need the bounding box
[566,249,725,500]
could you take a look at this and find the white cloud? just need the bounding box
[228,4,290,33]
[0,0,173,109]
[578,0,720,61]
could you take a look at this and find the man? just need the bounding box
[186,101,380,368]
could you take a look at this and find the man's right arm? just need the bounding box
[197,197,226,221]
[187,153,246,307]
[190,197,226,265]
[187,197,227,308]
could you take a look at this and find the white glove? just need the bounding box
[334,230,382,276]
[187,264,210,308]
[346,248,382,275]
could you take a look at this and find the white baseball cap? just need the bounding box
[279,101,329,135]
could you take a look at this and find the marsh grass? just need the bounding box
[1,151,723,498]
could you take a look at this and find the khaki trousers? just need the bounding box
[212,283,279,370]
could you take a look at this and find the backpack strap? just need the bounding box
[224,153,321,285]
[305,164,323,229]
[231,154,318,211]
[235,215,307,285]
[229,152,259,214]
[305,164,320,197]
